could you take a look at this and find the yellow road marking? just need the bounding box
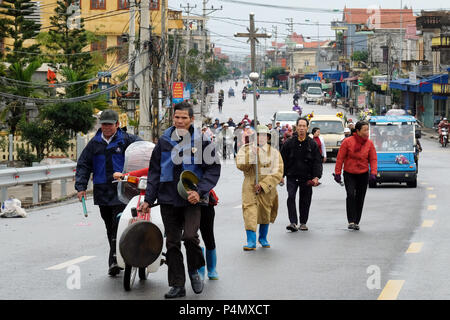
[427,205,437,211]
[428,194,437,199]
[420,182,428,185]
[422,220,435,227]
[427,187,434,191]
[406,242,423,254]
[378,280,405,300]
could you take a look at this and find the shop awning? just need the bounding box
[390,74,449,93]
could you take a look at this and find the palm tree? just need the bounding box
[0,60,42,134]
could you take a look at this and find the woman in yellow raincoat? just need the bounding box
[235,125,284,251]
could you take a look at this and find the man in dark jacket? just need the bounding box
[280,117,322,232]
[75,109,141,276]
[139,101,221,299]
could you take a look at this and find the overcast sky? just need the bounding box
[169,0,450,57]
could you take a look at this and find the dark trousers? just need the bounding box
[99,204,126,267]
[200,205,216,250]
[160,204,205,287]
[286,176,313,225]
[343,171,369,224]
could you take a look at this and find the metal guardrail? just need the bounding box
[0,163,77,204]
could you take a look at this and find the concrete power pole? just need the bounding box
[272,25,278,67]
[180,3,196,82]
[200,0,222,122]
[286,18,294,93]
[127,0,136,133]
[138,0,152,141]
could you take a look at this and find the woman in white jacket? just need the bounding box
[311,127,327,163]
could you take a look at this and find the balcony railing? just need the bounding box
[433,83,450,96]
[417,16,443,29]
[432,35,450,49]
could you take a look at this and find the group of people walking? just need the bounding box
[75,103,377,299]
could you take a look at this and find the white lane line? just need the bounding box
[46,256,96,270]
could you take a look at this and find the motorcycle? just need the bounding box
[292,105,302,117]
[115,141,166,292]
[256,92,260,100]
[242,92,247,101]
[440,128,448,147]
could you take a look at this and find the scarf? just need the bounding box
[353,132,368,153]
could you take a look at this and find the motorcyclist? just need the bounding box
[293,91,300,104]
[255,88,260,100]
[217,123,234,159]
[242,89,247,101]
[292,101,302,116]
[278,86,282,97]
[438,118,449,143]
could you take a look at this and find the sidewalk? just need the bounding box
[421,127,439,140]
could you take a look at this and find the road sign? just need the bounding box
[172,82,184,104]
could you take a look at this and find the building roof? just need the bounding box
[343,7,417,29]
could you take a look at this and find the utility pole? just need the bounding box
[138,0,152,142]
[272,25,278,67]
[286,18,294,93]
[159,0,166,135]
[127,0,136,133]
[200,0,222,123]
[180,3,196,82]
[235,13,271,187]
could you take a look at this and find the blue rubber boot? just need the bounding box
[258,224,270,248]
[198,247,206,280]
[243,230,257,251]
[206,249,219,280]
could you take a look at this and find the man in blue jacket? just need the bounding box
[75,109,141,276]
[139,101,221,299]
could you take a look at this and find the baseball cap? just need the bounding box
[99,109,119,124]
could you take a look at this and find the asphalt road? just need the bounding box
[1,79,449,300]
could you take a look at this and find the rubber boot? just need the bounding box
[243,230,257,251]
[197,247,206,280]
[258,224,270,248]
[206,249,219,280]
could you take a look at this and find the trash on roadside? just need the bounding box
[0,197,27,218]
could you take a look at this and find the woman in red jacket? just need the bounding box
[334,121,377,231]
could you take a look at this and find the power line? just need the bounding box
[0,65,149,103]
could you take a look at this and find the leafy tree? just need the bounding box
[0,61,42,135]
[43,0,94,73]
[0,0,41,64]
[351,50,368,63]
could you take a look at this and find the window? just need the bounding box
[117,36,128,63]
[309,121,344,134]
[91,37,107,60]
[91,0,105,9]
[118,0,128,9]
[370,124,414,152]
[150,0,159,10]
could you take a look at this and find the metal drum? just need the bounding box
[119,221,163,268]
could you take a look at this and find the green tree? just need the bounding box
[0,60,42,135]
[0,0,41,64]
[43,0,94,73]
[351,50,368,62]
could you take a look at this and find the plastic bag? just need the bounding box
[0,198,27,218]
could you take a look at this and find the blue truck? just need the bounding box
[368,115,418,188]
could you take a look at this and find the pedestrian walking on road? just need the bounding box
[139,101,221,299]
[236,125,284,250]
[75,109,141,277]
[280,118,323,232]
[334,120,377,231]
[311,127,327,163]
